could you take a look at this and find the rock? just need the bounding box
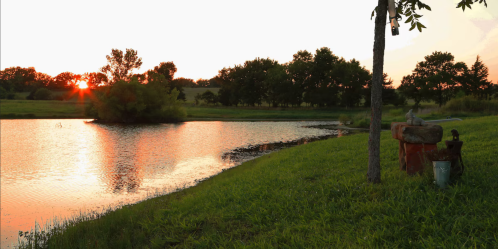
[391,122,443,144]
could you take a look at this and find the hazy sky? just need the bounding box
[1,0,497,87]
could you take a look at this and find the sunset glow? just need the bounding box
[78,81,88,89]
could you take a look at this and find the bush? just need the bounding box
[34,88,53,100]
[338,114,352,125]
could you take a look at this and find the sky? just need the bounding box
[1,0,497,87]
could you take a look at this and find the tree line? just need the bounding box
[398,52,494,108]
[211,47,405,108]
[1,48,495,108]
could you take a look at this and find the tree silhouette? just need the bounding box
[461,55,493,100]
[100,48,143,83]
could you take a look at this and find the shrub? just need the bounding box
[85,75,186,123]
[338,114,352,125]
[34,88,53,100]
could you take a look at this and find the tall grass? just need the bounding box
[442,96,498,114]
[16,116,498,248]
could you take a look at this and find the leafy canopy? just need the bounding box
[371,0,488,33]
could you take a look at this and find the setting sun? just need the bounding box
[77,81,88,89]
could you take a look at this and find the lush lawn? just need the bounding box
[184,106,368,121]
[0,100,87,118]
[17,116,498,248]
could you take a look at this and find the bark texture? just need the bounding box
[368,0,388,184]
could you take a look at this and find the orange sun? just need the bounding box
[77,81,88,89]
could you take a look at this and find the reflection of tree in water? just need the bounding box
[222,129,355,164]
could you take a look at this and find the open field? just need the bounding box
[0,100,87,118]
[16,116,498,248]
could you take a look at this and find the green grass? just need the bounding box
[16,116,498,248]
[0,100,87,118]
[184,106,368,120]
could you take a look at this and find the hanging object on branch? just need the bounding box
[388,0,400,36]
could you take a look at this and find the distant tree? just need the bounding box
[173,78,196,88]
[0,66,37,91]
[208,78,220,88]
[34,72,53,89]
[460,55,493,100]
[398,73,424,109]
[306,47,340,107]
[196,79,210,87]
[364,72,405,107]
[52,72,81,90]
[337,58,371,108]
[264,63,291,107]
[100,48,143,83]
[287,50,313,107]
[200,90,217,105]
[412,51,466,107]
[215,68,240,106]
[84,72,108,89]
[239,58,278,106]
[34,88,53,100]
[153,62,177,82]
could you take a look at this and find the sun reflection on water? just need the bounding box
[1,119,345,248]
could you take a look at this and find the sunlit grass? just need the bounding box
[15,116,498,248]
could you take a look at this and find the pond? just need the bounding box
[0,119,357,248]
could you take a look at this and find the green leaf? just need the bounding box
[410,23,416,31]
[466,3,472,9]
[417,22,422,32]
[419,23,426,29]
[425,5,432,11]
[414,14,422,18]
[405,15,414,23]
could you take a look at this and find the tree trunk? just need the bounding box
[368,0,388,184]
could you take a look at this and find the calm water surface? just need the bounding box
[1,119,345,248]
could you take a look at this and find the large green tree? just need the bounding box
[367,0,488,183]
[0,66,37,91]
[100,48,143,83]
[306,47,340,107]
[336,58,371,108]
[153,62,177,82]
[413,51,466,107]
[287,50,313,107]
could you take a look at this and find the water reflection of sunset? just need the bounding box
[1,120,343,248]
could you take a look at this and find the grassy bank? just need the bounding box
[17,116,498,248]
[0,100,87,118]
